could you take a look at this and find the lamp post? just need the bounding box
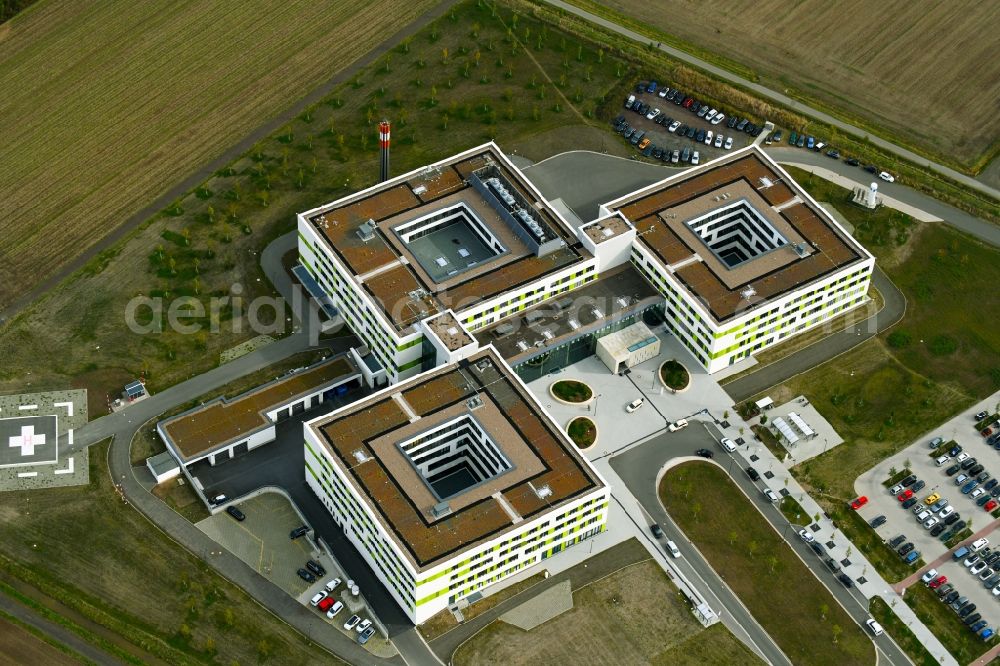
[593,393,603,418]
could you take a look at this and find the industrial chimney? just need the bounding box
[867,182,878,208]
[378,120,391,183]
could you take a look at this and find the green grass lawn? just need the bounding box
[661,462,873,666]
[0,441,340,665]
[452,558,762,665]
[868,596,940,666]
[903,582,997,663]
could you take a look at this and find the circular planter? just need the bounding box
[566,416,598,450]
[549,379,594,405]
[659,359,691,393]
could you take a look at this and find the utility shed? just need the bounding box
[595,321,660,374]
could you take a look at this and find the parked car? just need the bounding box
[799,529,815,543]
[326,600,345,619]
[651,523,665,539]
[310,591,328,607]
[695,448,714,458]
[746,467,761,481]
[691,150,700,165]
[667,541,681,558]
[297,568,316,583]
[878,171,895,182]
[325,578,342,592]
[930,576,948,590]
[626,397,645,413]
[720,437,737,452]
[898,542,915,556]
[846,157,860,166]
[924,492,941,505]
[306,559,326,577]
[921,569,940,584]
[358,626,376,644]
[949,443,963,456]
[985,500,998,512]
[975,410,989,421]
[668,418,688,431]
[711,113,725,125]
[226,505,246,521]
[344,615,361,631]
[356,619,373,633]
[904,550,920,564]
[898,489,914,502]
[724,136,733,150]
[865,618,884,636]
[902,497,917,509]
[850,496,868,510]
[870,515,887,528]
[901,474,918,487]
[763,488,779,503]
[911,480,926,493]
[955,474,970,486]
[668,120,681,132]
[290,525,309,539]
[889,534,907,548]
[935,455,951,466]
[714,133,724,148]
[317,596,335,613]
[930,523,947,537]
[945,463,962,476]
[972,538,990,551]
[837,573,853,588]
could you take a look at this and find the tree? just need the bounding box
[768,555,778,573]
[747,540,758,559]
[820,603,828,620]
[441,47,449,64]
[887,330,912,348]
[692,502,702,520]
[832,624,842,644]
[728,530,737,545]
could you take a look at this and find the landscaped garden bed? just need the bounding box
[567,417,597,449]
[550,380,593,404]
[658,360,690,392]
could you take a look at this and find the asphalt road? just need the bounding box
[609,424,911,666]
[767,148,1000,248]
[539,0,1000,203]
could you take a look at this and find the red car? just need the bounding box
[897,489,914,502]
[850,496,868,510]
[929,576,947,589]
[317,596,336,613]
[984,427,994,437]
[985,500,998,512]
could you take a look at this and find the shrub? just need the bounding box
[886,330,911,348]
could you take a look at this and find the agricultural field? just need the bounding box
[0,615,79,666]
[575,0,1000,170]
[0,0,635,404]
[0,0,439,310]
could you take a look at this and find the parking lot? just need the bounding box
[928,541,1000,637]
[615,81,757,164]
[197,492,390,651]
[857,398,1000,569]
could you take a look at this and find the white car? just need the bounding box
[344,614,361,631]
[878,171,895,183]
[326,601,344,619]
[704,130,713,145]
[865,619,884,637]
[935,455,950,466]
[324,578,342,592]
[966,554,981,567]
[666,540,681,558]
[704,108,717,122]
[992,584,1000,597]
[957,452,970,463]
[714,133,723,148]
[356,619,373,633]
[971,561,989,576]
[981,567,996,581]
[798,529,815,543]
[972,537,990,552]
[310,591,328,607]
[668,120,681,132]
[921,568,939,584]
[971,487,986,499]
[923,517,939,529]
[646,107,660,120]
[724,136,733,150]
[626,398,645,413]
[889,483,904,495]
[691,150,700,165]
[763,488,779,503]
[658,89,668,98]
[668,419,689,432]
[711,113,725,125]
[720,437,737,452]
[938,505,956,519]
[915,509,931,522]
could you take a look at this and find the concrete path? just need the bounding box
[538,0,1000,203]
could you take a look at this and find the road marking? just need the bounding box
[54,456,75,475]
[17,472,37,478]
[53,401,74,416]
[18,404,38,411]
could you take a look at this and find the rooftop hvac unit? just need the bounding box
[357,220,376,242]
[541,329,554,340]
[493,322,515,337]
[466,395,483,410]
[413,185,428,196]
[602,227,614,238]
[533,484,553,499]
[793,243,808,257]
[352,449,370,464]
[432,502,452,518]
[741,286,757,300]
[591,307,604,318]
[516,340,529,351]
[567,318,580,330]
